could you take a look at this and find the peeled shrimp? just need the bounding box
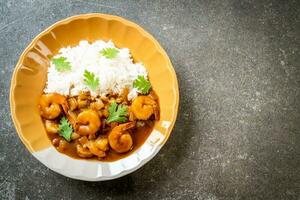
[94,137,109,151]
[131,96,159,120]
[44,120,59,134]
[77,109,101,136]
[108,122,135,153]
[87,137,109,158]
[76,144,93,158]
[39,93,69,119]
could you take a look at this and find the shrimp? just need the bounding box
[39,93,69,119]
[67,97,78,111]
[94,137,109,151]
[108,122,135,153]
[77,109,101,137]
[131,96,159,120]
[44,120,59,134]
[87,137,109,158]
[76,144,93,158]
[66,110,77,129]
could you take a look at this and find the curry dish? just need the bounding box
[38,40,160,161]
[39,90,159,161]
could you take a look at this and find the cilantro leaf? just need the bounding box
[100,47,119,59]
[83,70,99,91]
[106,102,128,123]
[58,117,73,141]
[133,75,152,94]
[52,57,72,72]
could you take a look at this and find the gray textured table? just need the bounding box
[1,0,299,199]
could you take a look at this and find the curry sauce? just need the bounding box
[40,90,159,161]
[47,121,154,161]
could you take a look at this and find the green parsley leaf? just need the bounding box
[100,47,119,59]
[106,102,128,123]
[52,57,72,72]
[133,75,152,94]
[58,117,73,141]
[83,70,99,91]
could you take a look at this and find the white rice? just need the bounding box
[44,40,148,100]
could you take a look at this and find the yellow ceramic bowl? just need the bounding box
[10,13,179,181]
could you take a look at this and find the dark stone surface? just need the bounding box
[1,0,299,199]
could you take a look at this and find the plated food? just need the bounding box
[11,14,178,181]
[39,40,160,161]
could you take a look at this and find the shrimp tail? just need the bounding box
[66,111,77,130]
[61,101,78,129]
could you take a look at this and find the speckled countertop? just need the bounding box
[0,0,299,199]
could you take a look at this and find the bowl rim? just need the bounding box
[9,13,179,181]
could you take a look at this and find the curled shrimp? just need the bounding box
[131,96,159,120]
[39,93,69,119]
[44,120,59,134]
[108,122,135,153]
[77,109,101,137]
[76,136,93,158]
[87,137,109,158]
[76,144,93,158]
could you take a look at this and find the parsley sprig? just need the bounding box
[106,102,128,123]
[58,117,73,141]
[133,75,151,94]
[52,57,72,72]
[83,70,99,91]
[100,47,119,59]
